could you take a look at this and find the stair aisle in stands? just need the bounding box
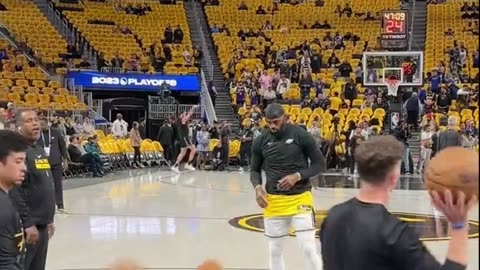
[184,1,239,132]
[35,0,97,69]
[408,0,428,51]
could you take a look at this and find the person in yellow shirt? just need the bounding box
[329,92,342,116]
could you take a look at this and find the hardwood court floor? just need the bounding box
[47,169,479,270]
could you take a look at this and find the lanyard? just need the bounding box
[41,129,51,148]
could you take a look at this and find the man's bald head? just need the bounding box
[265,103,285,120]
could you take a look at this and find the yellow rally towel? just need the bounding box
[264,191,314,218]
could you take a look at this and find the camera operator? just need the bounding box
[157,82,176,104]
[394,121,413,174]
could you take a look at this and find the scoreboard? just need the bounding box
[380,10,409,50]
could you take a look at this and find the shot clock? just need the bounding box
[380,10,409,50]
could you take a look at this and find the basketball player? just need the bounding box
[171,105,198,173]
[250,103,326,270]
[10,109,56,270]
[0,130,28,270]
[320,135,477,270]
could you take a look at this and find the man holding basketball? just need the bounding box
[171,105,198,173]
[250,103,326,270]
[320,135,476,270]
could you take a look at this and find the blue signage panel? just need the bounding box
[66,71,200,91]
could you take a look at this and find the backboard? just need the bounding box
[362,51,424,87]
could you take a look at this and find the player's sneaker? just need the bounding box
[171,165,180,174]
[184,164,196,171]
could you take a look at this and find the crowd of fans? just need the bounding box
[204,1,478,175]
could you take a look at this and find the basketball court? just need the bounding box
[46,169,479,270]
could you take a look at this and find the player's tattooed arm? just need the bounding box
[297,129,326,179]
[250,135,263,188]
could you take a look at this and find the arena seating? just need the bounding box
[0,0,68,66]
[53,0,196,74]
[65,129,166,178]
[205,0,398,82]
[0,39,87,112]
[425,0,478,78]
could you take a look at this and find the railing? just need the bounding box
[148,100,177,120]
[191,2,214,81]
[408,0,418,51]
[200,70,217,124]
[0,23,51,75]
[46,0,96,60]
[178,104,203,120]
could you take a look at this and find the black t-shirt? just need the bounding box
[0,190,25,270]
[250,124,326,195]
[177,119,189,139]
[320,198,466,270]
[241,128,253,148]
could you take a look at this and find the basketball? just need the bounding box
[424,147,479,200]
[197,260,224,270]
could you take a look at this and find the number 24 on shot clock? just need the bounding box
[382,10,408,34]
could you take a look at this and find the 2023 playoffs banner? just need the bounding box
[66,71,201,92]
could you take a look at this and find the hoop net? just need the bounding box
[386,78,401,97]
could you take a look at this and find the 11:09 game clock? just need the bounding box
[380,10,409,50]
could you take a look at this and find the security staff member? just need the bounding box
[250,103,326,270]
[0,130,29,270]
[10,110,56,270]
[37,118,68,213]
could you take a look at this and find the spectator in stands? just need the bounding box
[239,123,253,171]
[276,73,291,98]
[77,58,91,69]
[67,136,103,177]
[437,116,463,151]
[211,140,223,170]
[126,54,140,71]
[64,117,76,136]
[112,113,128,139]
[394,121,413,174]
[334,5,343,16]
[320,20,332,29]
[183,46,193,66]
[256,5,266,14]
[152,52,166,73]
[404,92,421,130]
[445,28,455,36]
[97,52,108,71]
[436,87,452,113]
[343,79,358,105]
[343,3,353,17]
[338,60,353,79]
[308,120,322,148]
[111,53,124,69]
[205,81,216,107]
[219,123,231,169]
[315,0,324,7]
[238,1,248,10]
[83,117,95,136]
[164,25,174,44]
[364,12,376,21]
[299,70,313,99]
[348,127,363,174]
[74,118,84,134]
[327,53,340,68]
[173,25,184,44]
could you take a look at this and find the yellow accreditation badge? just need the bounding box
[35,158,51,170]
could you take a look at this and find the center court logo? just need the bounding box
[229,211,479,241]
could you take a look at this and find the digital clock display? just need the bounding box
[382,11,408,34]
[381,10,409,49]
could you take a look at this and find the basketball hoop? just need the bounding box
[386,77,401,97]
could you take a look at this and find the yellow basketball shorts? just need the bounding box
[263,191,316,237]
